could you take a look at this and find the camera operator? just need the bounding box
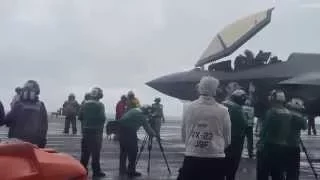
[285,98,307,180]
[118,105,156,177]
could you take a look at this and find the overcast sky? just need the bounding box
[0,0,320,117]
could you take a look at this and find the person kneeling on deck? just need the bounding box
[118,105,156,177]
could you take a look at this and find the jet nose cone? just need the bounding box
[146,69,210,101]
[146,75,174,93]
[145,80,156,89]
[146,75,170,89]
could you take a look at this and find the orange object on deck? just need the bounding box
[0,141,87,180]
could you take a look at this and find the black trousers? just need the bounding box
[285,147,300,180]
[244,126,254,157]
[308,116,317,135]
[177,156,226,180]
[225,136,245,180]
[80,129,103,174]
[257,143,286,180]
[64,115,77,134]
[119,125,138,174]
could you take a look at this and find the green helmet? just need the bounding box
[268,89,286,103]
[68,93,76,100]
[230,89,247,105]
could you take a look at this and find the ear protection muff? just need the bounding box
[231,89,247,105]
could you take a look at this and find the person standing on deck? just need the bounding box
[243,99,255,158]
[223,89,247,180]
[79,87,106,178]
[178,76,231,180]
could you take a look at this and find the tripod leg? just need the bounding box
[147,136,153,174]
[300,138,318,180]
[136,135,148,166]
[156,137,172,174]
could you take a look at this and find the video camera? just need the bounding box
[141,105,161,133]
[140,105,154,118]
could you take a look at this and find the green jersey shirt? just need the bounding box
[260,106,292,146]
[78,100,106,130]
[223,100,247,142]
[119,108,151,133]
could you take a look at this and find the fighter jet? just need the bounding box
[147,52,320,101]
[146,8,320,117]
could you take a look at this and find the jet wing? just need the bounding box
[279,72,320,86]
[278,72,320,101]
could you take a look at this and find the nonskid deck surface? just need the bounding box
[0,116,319,180]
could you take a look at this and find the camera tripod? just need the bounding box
[299,138,318,180]
[135,134,171,174]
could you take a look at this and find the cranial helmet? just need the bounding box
[121,95,127,101]
[231,89,247,105]
[128,91,135,98]
[20,80,40,102]
[69,93,75,99]
[155,97,161,102]
[269,89,286,103]
[91,87,103,100]
[23,80,40,95]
